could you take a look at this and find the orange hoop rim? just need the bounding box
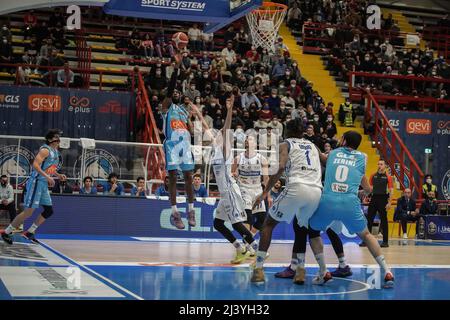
[252,1,288,14]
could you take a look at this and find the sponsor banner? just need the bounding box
[0,266,124,298]
[103,0,261,32]
[422,215,450,240]
[383,110,450,199]
[29,195,359,240]
[0,85,133,141]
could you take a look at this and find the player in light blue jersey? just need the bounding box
[308,131,394,288]
[161,53,196,230]
[1,129,65,245]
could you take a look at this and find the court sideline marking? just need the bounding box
[38,241,144,300]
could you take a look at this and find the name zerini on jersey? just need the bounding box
[332,152,357,166]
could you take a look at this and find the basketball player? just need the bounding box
[231,135,271,247]
[161,53,196,229]
[308,131,394,288]
[274,221,353,279]
[191,96,259,264]
[1,129,64,245]
[250,119,323,283]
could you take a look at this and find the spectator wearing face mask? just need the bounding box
[0,175,16,223]
[245,46,260,64]
[304,124,320,146]
[269,116,283,138]
[282,91,296,109]
[255,67,270,86]
[51,174,73,194]
[147,67,167,94]
[241,86,262,110]
[422,175,438,200]
[322,114,338,145]
[419,191,439,216]
[266,88,281,114]
[339,98,354,127]
[184,82,201,101]
[271,57,287,81]
[278,68,295,86]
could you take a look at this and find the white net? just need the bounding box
[246,2,287,53]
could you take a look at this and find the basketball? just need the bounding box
[171,32,189,50]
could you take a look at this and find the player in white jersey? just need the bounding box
[251,118,323,283]
[191,96,259,264]
[232,135,271,238]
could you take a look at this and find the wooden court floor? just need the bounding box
[44,239,450,266]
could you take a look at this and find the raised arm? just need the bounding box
[253,142,288,209]
[222,95,234,160]
[162,54,182,113]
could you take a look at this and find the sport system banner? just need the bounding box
[103,0,262,32]
[0,85,134,141]
[383,110,450,200]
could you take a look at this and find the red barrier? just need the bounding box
[75,29,92,88]
[135,72,165,183]
[364,89,425,200]
[349,71,450,112]
[0,62,133,90]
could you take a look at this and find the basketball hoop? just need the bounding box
[246,1,288,53]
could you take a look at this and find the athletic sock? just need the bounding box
[314,253,327,275]
[290,258,299,271]
[255,251,267,268]
[232,240,245,253]
[4,224,14,234]
[375,255,391,274]
[188,203,194,211]
[171,205,178,214]
[338,256,347,268]
[28,223,38,234]
[296,253,306,268]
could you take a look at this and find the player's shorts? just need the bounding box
[214,179,247,224]
[24,178,52,209]
[240,185,266,213]
[269,182,322,227]
[309,193,367,234]
[164,139,194,172]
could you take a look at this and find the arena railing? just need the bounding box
[363,89,425,200]
[75,28,92,89]
[349,71,450,112]
[0,62,134,91]
[135,72,165,184]
[302,22,420,54]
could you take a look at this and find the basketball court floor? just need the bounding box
[1,234,450,300]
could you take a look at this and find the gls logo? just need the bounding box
[387,119,399,131]
[0,94,19,103]
[406,119,431,134]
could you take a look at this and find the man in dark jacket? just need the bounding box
[394,188,417,239]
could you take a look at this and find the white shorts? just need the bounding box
[240,185,266,213]
[214,179,247,224]
[269,182,322,227]
[327,220,344,234]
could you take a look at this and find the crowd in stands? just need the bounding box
[284,1,450,106]
[0,8,79,87]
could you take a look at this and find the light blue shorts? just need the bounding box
[309,193,367,234]
[24,178,52,209]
